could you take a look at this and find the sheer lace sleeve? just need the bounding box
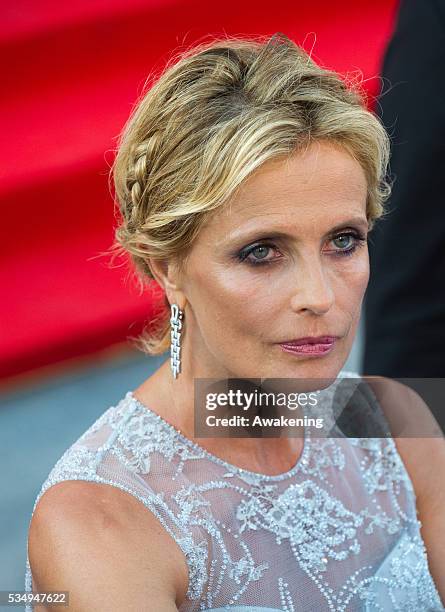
[24,397,210,612]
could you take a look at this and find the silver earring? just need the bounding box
[170,303,183,379]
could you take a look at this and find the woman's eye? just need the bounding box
[332,234,354,249]
[250,245,271,261]
[330,232,367,256]
[238,243,278,265]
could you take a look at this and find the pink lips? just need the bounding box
[279,336,338,356]
[282,336,337,346]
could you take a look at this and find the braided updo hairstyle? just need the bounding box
[109,32,392,356]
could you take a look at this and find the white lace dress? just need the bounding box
[24,370,444,611]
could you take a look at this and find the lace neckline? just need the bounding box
[127,390,312,482]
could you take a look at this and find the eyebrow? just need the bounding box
[227,217,369,244]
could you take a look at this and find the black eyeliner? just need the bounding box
[236,229,367,266]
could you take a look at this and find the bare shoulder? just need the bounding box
[363,375,445,503]
[28,480,189,611]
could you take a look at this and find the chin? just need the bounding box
[278,356,344,391]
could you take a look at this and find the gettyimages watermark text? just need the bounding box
[193,376,445,439]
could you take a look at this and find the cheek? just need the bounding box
[347,250,370,294]
[331,241,369,279]
[332,251,370,314]
[190,264,277,338]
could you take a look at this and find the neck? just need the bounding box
[133,357,305,476]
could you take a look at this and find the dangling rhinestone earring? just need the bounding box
[170,303,183,379]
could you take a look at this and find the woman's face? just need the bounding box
[178,139,370,381]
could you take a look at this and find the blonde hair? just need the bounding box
[108,32,392,356]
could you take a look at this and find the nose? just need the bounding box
[290,257,334,315]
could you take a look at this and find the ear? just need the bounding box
[148,257,187,309]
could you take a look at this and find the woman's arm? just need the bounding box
[366,376,445,606]
[28,480,189,611]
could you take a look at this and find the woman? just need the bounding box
[25,33,444,611]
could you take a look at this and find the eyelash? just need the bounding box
[237,231,367,267]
